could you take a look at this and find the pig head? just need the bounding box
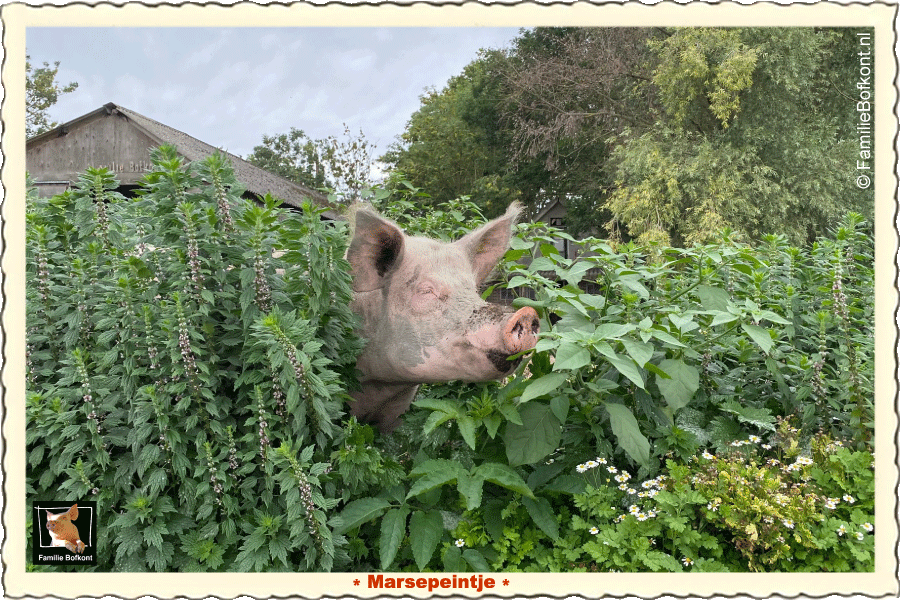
[346,203,539,433]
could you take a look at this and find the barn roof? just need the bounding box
[27,102,337,218]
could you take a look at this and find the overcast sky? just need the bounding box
[26,27,521,170]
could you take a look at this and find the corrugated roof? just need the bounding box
[30,102,338,218]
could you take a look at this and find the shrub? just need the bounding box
[26,146,362,571]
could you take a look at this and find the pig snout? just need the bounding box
[502,306,540,355]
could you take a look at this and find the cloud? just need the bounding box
[29,26,521,161]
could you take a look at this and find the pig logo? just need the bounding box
[32,500,97,565]
[46,504,86,554]
[346,202,540,433]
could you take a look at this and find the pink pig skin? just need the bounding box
[346,202,540,433]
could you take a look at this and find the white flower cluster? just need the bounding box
[784,455,813,472]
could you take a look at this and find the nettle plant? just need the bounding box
[26,146,364,571]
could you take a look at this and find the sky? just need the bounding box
[26,27,522,172]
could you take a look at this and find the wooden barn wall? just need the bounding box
[27,115,158,191]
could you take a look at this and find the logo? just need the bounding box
[32,501,97,566]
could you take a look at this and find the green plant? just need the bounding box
[27,161,874,573]
[26,147,361,571]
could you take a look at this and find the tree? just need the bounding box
[500,27,658,235]
[246,125,376,204]
[245,128,327,190]
[382,48,565,220]
[318,124,377,204]
[26,56,78,138]
[606,27,873,245]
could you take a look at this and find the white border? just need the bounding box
[2,2,897,598]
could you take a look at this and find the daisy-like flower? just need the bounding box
[647,489,659,498]
[707,502,719,512]
[596,457,608,464]
[824,498,839,510]
[761,443,773,450]
[783,519,795,529]
[795,456,813,466]
[862,522,874,532]
[842,494,856,504]
[585,460,599,469]
[682,557,693,567]
[576,464,589,473]
[628,504,640,515]
[455,539,465,548]
[615,515,626,523]
[856,532,865,541]
[589,526,599,535]
[636,512,648,521]
[748,435,761,443]
[837,525,847,537]
[641,480,656,489]
[607,466,618,474]
[618,483,630,491]
[627,488,637,495]
[647,510,657,518]
[638,491,647,498]
[730,440,744,447]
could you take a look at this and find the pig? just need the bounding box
[346,202,540,433]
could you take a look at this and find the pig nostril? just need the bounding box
[511,320,524,338]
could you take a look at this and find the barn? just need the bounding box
[26,102,337,219]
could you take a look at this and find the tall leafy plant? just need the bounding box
[26,146,361,571]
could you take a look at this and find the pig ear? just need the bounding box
[456,202,521,284]
[347,208,405,292]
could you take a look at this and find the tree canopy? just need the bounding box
[379,27,874,245]
[246,124,375,204]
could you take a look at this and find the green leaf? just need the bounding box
[606,352,645,389]
[553,340,591,371]
[442,545,462,571]
[503,403,561,467]
[741,323,774,354]
[457,415,477,450]
[457,470,485,511]
[696,285,731,312]
[475,462,534,498]
[758,309,791,325]
[604,403,650,467]
[550,395,569,423]
[335,497,391,534]
[720,399,776,432]
[522,496,559,540]
[710,311,740,327]
[410,510,443,570]
[407,461,463,499]
[379,506,410,570]
[621,338,654,367]
[520,372,568,403]
[656,358,700,411]
[462,548,491,572]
